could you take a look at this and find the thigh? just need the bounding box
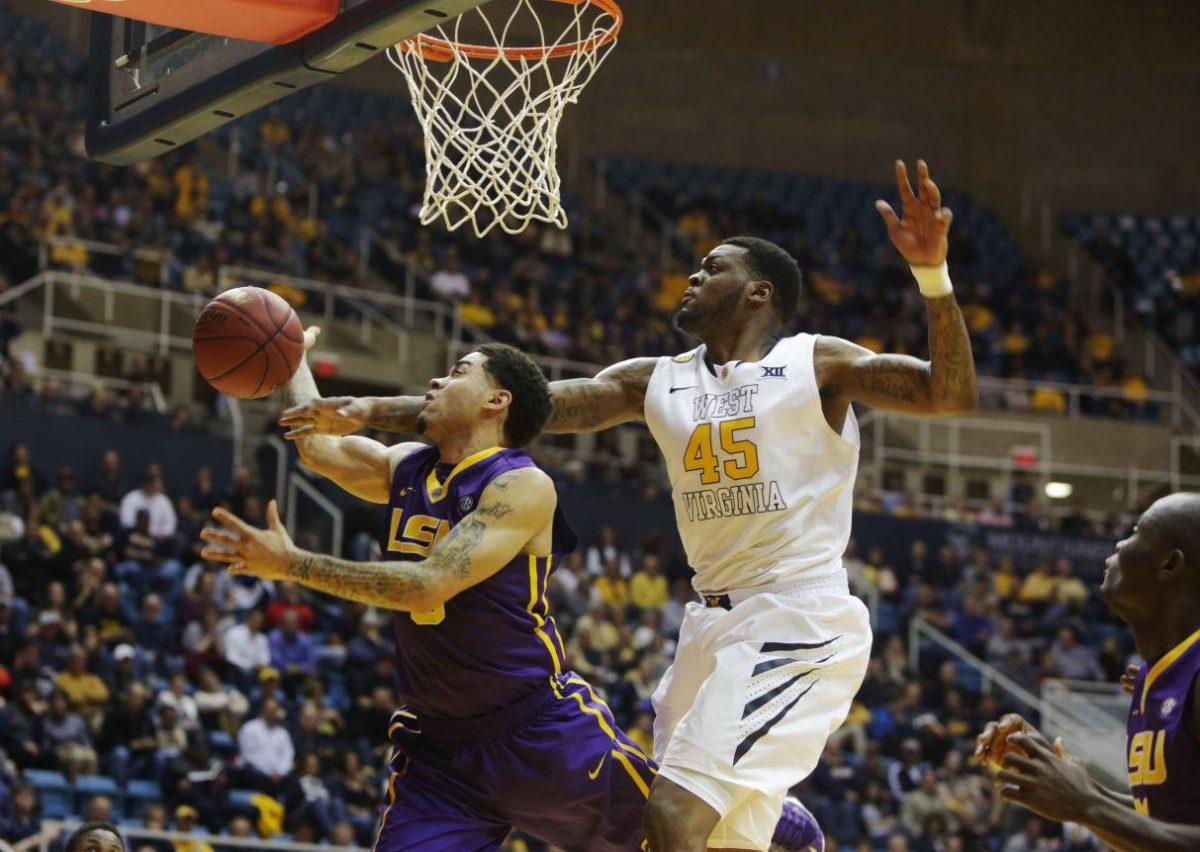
[651,602,720,764]
[660,593,871,849]
[501,675,656,852]
[373,747,510,852]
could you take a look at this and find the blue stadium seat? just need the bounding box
[25,769,72,818]
[124,778,162,819]
[229,788,259,807]
[75,774,124,819]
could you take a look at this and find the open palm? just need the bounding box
[875,159,952,267]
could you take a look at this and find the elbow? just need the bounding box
[406,583,451,613]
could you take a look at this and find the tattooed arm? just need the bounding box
[543,357,659,434]
[814,158,978,423]
[286,467,554,611]
[813,292,978,418]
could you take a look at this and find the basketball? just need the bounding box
[192,287,304,399]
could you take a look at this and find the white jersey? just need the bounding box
[643,333,859,593]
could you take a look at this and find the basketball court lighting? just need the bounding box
[1044,481,1073,499]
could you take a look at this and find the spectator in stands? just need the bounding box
[158,670,200,731]
[84,795,115,824]
[100,681,158,784]
[1044,626,1104,681]
[187,467,220,515]
[89,450,125,507]
[133,594,174,661]
[172,806,215,852]
[155,704,189,759]
[119,470,177,540]
[1017,558,1057,608]
[629,553,668,612]
[281,752,340,838]
[55,645,111,723]
[193,666,249,735]
[78,582,132,647]
[1003,816,1050,852]
[42,687,98,779]
[900,769,958,835]
[594,559,630,610]
[887,738,928,801]
[1,442,44,494]
[430,246,470,301]
[237,696,294,794]
[223,607,270,683]
[1,783,41,845]
[585,526,630,576]
[264,582,315,631]
[268,609,317,688]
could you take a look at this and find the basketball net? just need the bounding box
[388,0,622,237]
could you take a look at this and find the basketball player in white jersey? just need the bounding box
[279,159,978,850]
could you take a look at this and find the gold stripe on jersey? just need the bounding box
[424,445,505,502]
[1141,624,1200,714]
[528,554,562,674]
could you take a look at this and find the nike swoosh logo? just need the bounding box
[669,386,697,394]
[398,487,413,496]
[587,751,608,779]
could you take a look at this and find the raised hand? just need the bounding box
[199,501,294,581]
[875,159,953,267]
[974,713,1034,768]
[278,396,373,439]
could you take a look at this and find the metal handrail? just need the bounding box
[25,365,168,413]
[286,470,344,558]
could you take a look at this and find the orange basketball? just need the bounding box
[192,287,304,399]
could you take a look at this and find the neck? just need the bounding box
[701,320,779,365]
[435,426,506,465]
[1129,601,1200,663]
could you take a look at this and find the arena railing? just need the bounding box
[856,408,1200,521]
[30,822,363,852]
[25,364,168,414]
[38,235,174,289]
[908,617,1128,788]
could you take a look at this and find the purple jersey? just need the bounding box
[1127,626,1200,823]
[379,445,576,720]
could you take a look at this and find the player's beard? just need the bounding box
[673,290,740,336]
[416,413,428,434]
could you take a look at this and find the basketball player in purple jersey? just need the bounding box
[202,328,820,851]
[975,492,1200,849]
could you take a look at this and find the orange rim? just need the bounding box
[397,0,622,63]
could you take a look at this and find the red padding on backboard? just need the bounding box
[45,0,339,45]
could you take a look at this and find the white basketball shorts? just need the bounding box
[651,579,872,850]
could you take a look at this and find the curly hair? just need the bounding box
[477,343,551,447]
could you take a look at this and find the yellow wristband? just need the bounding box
[911,262,953,298]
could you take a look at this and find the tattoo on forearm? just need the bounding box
[926,295,977,412]
[288,550,432,610]
[850,358,928,405]
[545,358,657,434]
[367,397,424,433]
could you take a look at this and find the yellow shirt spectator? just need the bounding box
[56,669,111,715]
[1086,332,1115,363]
[1018,565,1057,603]
[629,567,668,611]
[1122,375,1149,405]
[1001,326,1030,355]
[594,573,629,610]
[1031,386,1067,414]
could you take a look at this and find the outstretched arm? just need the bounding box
[279,356,659,438]
[815,160,977,417]
[996,732,1200,852]
[200,468,555,612]
[281,328,417,503]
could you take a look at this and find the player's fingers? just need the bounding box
[1053,736,1067,757]
[938,207,953,229]
[306,325,322,338]
[875,200,902,231]
[199,527,241,545]
[918,160,941,208]
[266,499,283,531]
[227,562,248,575]
[997,784,1032,806]
[277,405,315,422]
[283,425,315,440]
[1008,732,1052,757]
[999,752,1039,774]
[994,769,1031,789]
[201,545,241,564]
[894,160,918,206]
[211,507,255,536]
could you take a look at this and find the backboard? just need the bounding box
[86,0,489,165]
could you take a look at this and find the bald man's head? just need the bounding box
[1101,492,1200,622]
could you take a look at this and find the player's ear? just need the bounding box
[484,388,512,412]
[746,279,772,308]
[1160,548,1185,580]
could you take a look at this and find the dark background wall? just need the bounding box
[18,0,1200,225]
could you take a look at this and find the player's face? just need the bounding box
[77,829,124,852]
[418,353,503,440]
[1101,502,1171,616]
[674,244,755,335]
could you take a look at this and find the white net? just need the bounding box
[387,0,621,237]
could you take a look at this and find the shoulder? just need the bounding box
[487,465,555,498]
[595,356,662,392]
[387,441,433,478]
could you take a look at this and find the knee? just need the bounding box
[645,781,712,848]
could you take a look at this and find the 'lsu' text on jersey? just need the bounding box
[379,444,577,720]
[1126,625,1200,822]
[643,333,858,594]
